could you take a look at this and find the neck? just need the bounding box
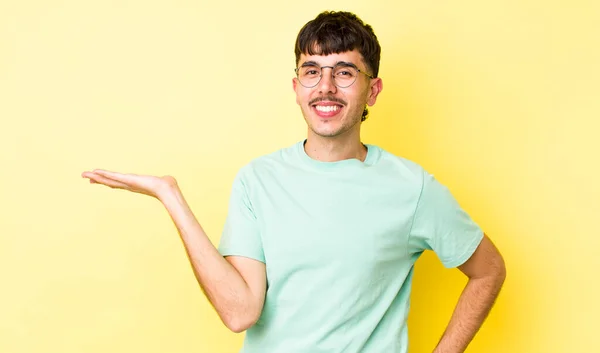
[303,131,367,163]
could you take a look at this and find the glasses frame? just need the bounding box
[294,62,374,88]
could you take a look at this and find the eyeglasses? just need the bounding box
[294,62,374,88]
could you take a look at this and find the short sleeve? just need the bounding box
[217,171,265,263]
[408,170,484,268]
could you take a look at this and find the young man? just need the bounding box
[82,11,506,353]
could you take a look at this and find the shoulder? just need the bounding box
[369,144,428,186]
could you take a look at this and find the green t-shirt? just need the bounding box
[218,139,483,353]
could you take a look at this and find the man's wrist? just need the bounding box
[156,177,181,204]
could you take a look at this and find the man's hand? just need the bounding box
[81,169,176,200]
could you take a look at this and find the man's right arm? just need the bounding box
[81,169,266,333]
[160,181,267,333]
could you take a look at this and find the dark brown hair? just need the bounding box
[294,11,381,78]
[294,11,381,121]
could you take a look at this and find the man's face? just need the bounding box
[293,49,382,139]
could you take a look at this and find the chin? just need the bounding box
[310,125,347,138]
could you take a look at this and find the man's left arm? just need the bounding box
[433,233,506,353]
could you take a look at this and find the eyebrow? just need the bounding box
[335,61,359,69]
[300,60,359,69]
[300,60,320,67]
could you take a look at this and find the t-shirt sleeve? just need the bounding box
[407,170,484,268]
[217,170,265,263]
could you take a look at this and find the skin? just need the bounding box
[293,50,382,163]
[81,49,505,352]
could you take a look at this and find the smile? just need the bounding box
[312,102,344,118]
[315,105,340,113]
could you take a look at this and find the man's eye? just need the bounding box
[337,70,353,76]
[304,69,319,76]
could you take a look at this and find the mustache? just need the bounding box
[309,96,347,106]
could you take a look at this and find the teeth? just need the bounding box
[315,105,340,113]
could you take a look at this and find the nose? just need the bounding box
[317,67,337,94]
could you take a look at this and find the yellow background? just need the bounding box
[1,1,598,352]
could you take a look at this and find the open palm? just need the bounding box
[81,169,176,199]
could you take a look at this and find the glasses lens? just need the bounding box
[297,65,321,87]
[333,64,358,88]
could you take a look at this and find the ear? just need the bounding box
[292,77,300,105]
[366,77,383,106]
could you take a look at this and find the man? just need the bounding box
[82,11,506,353]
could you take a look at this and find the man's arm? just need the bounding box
[433,233,506,353]
[161,185,267,332]
[82,170,266,333]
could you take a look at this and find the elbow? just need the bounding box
[493,256,507,289]
[226,321,251,334]
[498,254,507,281]
[223,313,260,333]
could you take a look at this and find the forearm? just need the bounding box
[159,183,260,331]
[433,274,505,353]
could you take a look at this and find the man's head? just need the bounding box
[294,11,381,80]
[293,11,383,139]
